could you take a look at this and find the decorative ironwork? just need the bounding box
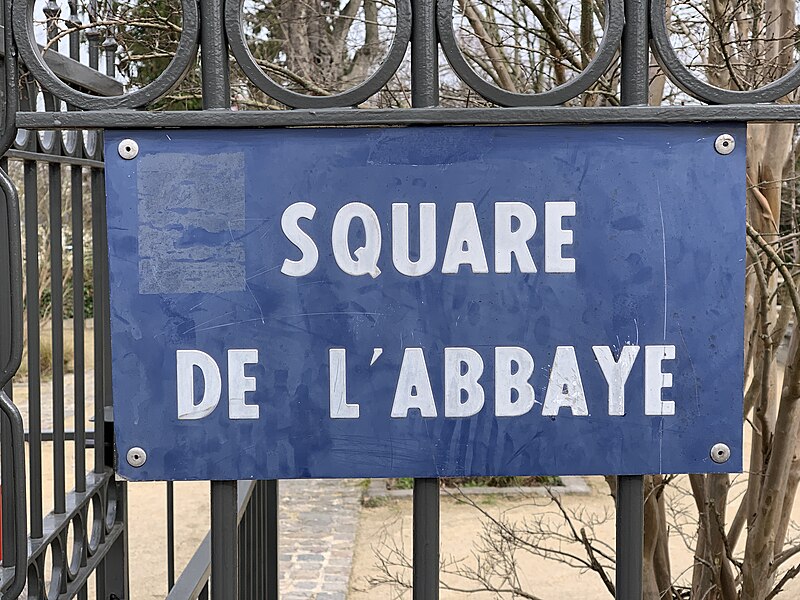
[649,0,800,104]
[5,0,800,116]
[12,0,199,109]
[436,0,625,106]
[225,0,413,108]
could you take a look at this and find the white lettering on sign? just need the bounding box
[176,350,221,420]
[593,345,639,416]
[228,349,259,419]
[176,349,260,420]
[329,348,359,419]
[495,346,536,417]
[545,201,576,273]
[177,344,677,421]
[178,344,677,421]
[280,202,318,276]
[392,203,437,276]
[444,347,485,417]
[495,202,537,274]
[542,346,588,416]
[331,202,382,278]
[645,345,676,416]
[442,203,490,274]
[278,201,575,277]
[392,348,438,417]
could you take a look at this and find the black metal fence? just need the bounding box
[0,0,795,598]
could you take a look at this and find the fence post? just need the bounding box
[211,481,239,599]
[616,476,644,599]
[265,480,278,599]
[410,3,440,599]
[196,0,239,593]
[99,418,130,598]
[615,0,648,597]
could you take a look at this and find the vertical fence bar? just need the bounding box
[199,0,230,109]
[92,164,109,600]
[616,476,644,599]
[100,414,130,597]
[411,0,439,108]
[91,166,104,475]
[617,0,648,597]
[0,413,13,571]
[99,166,129,596]
[413,478,439,598]
[100,190,113,437]
[87,0,100,72]
[87,0,104,478]
[0,155,15,571]
[69,0,86,495]
[198,0,238,592]
[255,481,263,600]
[25,156,43,538]
[621,0,649,106]
[0,148,27,598]
[168,481,176,589]
[238,493,248,600]
[72,163,85,493]
[265,480,278,599]
[50,157,66,515]
[411,2,440,598]
[211,480,238,599]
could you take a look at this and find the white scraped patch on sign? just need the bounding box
[138,152,246,294]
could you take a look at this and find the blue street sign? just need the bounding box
[105,124,745,481]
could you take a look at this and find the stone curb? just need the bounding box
[364,475,591,502]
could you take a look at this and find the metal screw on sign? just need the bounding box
[714,134,735,155]
[710,443,731,464]
[126,447,147,467]
[118,139,139,159]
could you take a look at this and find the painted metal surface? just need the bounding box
[105,124,745,481]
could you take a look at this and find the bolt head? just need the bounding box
[710,443,731,464]
[126,447,147,467]
[118,139,139,160]
[714,134,735,155]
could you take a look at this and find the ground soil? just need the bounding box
[348,437,800,599]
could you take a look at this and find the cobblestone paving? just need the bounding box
[279,478,363,600]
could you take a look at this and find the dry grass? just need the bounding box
[16,318,94,380]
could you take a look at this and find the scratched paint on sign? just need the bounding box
[104,124,745,481]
